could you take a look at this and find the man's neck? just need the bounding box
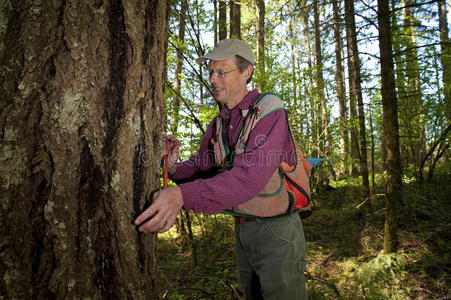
[225,89,248,110]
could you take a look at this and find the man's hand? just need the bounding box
[162,135,180,175]
[134,186,183,233]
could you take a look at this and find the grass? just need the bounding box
[154,171,451,299]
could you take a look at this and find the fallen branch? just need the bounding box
[305,271,340,296]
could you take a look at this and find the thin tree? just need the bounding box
[399,0,425,171]
[230,0,241,39]
[256,0,265,92]
[0,1,169,298]
[195,0,205,106]
[344,0,360,176]
[214,0,218,44]
[332,0,349,178]
[344,0,371,223]
[219,0,227,40]
[171,0,189,135]
[305,7,317,158]
[378,0,403,253]
[438,0,451,122]
[313,0,333,185]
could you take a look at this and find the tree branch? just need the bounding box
[419,124,451,181]
[165,81,205,134]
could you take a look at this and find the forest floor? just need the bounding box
[155,170,450,300]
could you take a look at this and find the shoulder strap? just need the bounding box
[255,92,286,118]
[234,93,286,155]
[213,93,290,165]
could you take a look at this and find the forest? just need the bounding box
[0,0,449,299]
[160,0,450,299]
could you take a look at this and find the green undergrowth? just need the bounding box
[155,171,450,299]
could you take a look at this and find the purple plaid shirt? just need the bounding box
[171,89,295,214]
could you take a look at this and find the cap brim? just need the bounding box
[196,51,237,63]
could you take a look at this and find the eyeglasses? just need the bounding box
[209,68,238,79]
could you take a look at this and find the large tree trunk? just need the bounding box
[0,1,169,298]
[378,0,402,253]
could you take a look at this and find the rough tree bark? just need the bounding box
[0,1,169,298]
[378,0,402,253]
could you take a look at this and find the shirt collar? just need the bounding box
[219,89,260,119]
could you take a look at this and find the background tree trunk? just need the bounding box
[313,0,333,185]
[229,0,241,39]
[344,0,371,223]
[378,0,402,253]
[0,1,169,298]
[333,0,349,179]
[304,10,317,158]
[398,0,425,171]
[255,0,265,92]
[438,0,451,122]
[171,0,188,134]
[344,0,360,176]
[219,0,227,40]
[214,0,218,44]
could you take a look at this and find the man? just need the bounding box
[134,39,308,299]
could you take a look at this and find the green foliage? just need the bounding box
[156,166,450,299]
[357,253,408,298]
[156,214,239,299]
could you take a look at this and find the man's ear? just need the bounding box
[246,65,254,79]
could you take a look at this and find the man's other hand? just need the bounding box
[162,135,180,175]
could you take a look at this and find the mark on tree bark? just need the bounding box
[103,0,130,159]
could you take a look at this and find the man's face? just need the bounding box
[209,57,251,109]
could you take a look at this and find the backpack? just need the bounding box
[214,92,313,218]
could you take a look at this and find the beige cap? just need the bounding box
[197,39,255,65]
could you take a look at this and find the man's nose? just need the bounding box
[209,72,218,84]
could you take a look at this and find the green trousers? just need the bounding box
[235,213,308,300]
